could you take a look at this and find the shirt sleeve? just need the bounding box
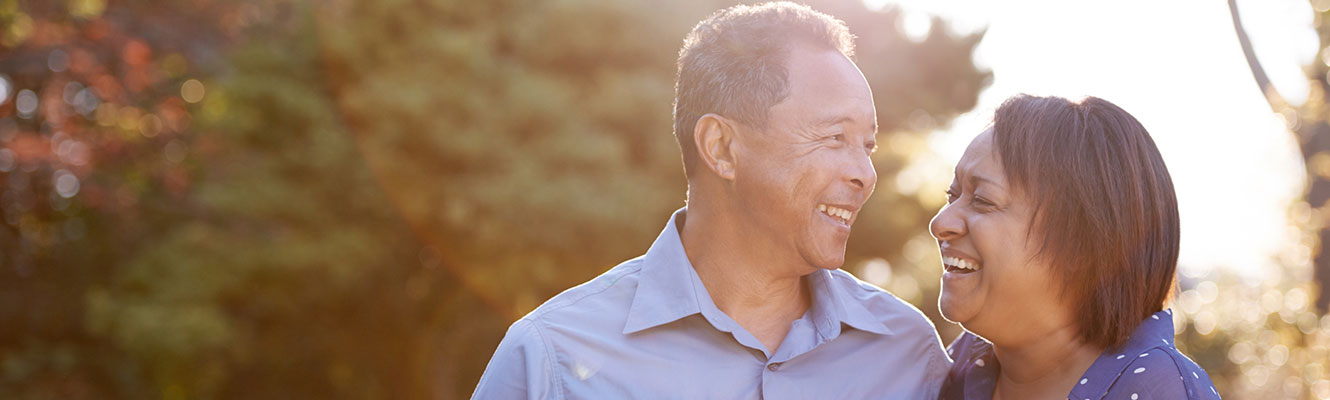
[924,340,952,400]
[471,318,559,400]
[1107,348,1189,399]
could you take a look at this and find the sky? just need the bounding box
[866,0,1320,281]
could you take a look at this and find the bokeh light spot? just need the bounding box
[54,169,80,198]
[181,79,205,103]
[68,0,107,19]
[860,258,892,287]
[0,74,10,104]
[3,13,33,47]
[139,114,163,137]
[15,89,38,117]
[62,81,82,105]
[117,106,141,132]
[164,139,187,164]
[0,149,14,172]
[1194,310,1217,335]
[47,49,69,72]
[1313,379,1330,399]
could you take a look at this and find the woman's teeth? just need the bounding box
[818,204,852,224]
[943,256,981,272]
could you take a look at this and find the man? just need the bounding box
[472,3,949,398]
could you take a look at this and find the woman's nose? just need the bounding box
[929,203,965,241]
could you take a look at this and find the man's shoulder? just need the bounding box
[474,257,650,398]
[520,256,647,326]
[827,268,939,334]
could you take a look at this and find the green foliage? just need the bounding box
[0,0,988,398]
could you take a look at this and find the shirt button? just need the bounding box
[767,363,782,371]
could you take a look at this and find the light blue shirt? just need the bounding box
[472,208,951,399]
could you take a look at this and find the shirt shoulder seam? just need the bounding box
[526,259,645,321]
[525,317,564,399]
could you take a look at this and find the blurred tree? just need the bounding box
[314,0,987,394]
[0,0,987,398]
[1229,0,1330,310]
[0,0,267,398]
[1174,1,1330,397]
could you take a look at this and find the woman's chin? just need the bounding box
[937,294,976,325]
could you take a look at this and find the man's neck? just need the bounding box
[678,203,813,355]
[990,324,1103,400]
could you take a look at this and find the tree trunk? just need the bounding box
[1228,0,1330,311]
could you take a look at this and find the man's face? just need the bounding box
[729,43,878,271]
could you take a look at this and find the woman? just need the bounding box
[932,94,1219,399]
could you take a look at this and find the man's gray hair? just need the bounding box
[673,2,856,178]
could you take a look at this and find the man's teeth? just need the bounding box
[817,204,852,223]
[943,256,981,271]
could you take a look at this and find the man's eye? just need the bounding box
[945,189,959,203]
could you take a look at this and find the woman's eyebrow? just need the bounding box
[968,173,1005,191]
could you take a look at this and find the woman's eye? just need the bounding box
[830,134,845,142]
[945,189,959,203]
[973,195,996,208]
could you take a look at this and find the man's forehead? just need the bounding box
[782,45,871,95]
[808,114,878,131]
[768,44,876,132]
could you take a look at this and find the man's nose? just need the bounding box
[846,151,876,192]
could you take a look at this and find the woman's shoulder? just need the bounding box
[944,331,990,360]
[1103,346,1220,399]
[1072,309,1222,400]
[939,331,998,400]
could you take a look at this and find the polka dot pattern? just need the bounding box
[938,309,1222,400]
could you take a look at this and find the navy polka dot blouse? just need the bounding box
[939,309,1220,399]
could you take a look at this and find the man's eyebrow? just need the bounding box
[812,116,876,133]
[812,116,853,127]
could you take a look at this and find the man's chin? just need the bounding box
[799,237,849,271]
[809,249,847,270]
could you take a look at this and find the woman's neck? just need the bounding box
[991,325,1104,400]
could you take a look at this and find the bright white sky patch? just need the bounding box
[866,0,1319,280]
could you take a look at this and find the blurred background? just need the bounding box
[0,0,1326,398]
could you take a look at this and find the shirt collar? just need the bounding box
[1067,308,1177,399]
[623,207,892,337]
[807,269,894,336]
[622,208,703,334]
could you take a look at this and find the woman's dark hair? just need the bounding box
[992,94,1180,350]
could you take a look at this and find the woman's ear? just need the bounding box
[693,113,737,180]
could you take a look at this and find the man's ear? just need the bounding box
[693,113,738,180]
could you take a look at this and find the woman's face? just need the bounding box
[930,128,1075,345]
